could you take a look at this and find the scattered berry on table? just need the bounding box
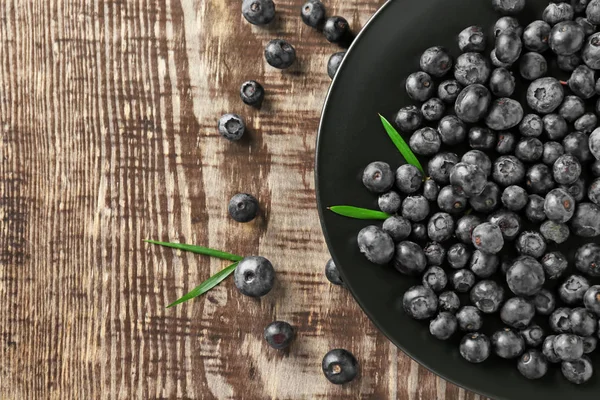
[240,80,265,106]
[229,193,259,222]
[563,131,592,163]
[496,132,517,154]
[454,54,491,86]
[544,188,575,222]
[558,95,586,122]
[493,156,526,186]
[423,180,440,202]
[327,52,346,79]
[455,215,482,244]
[461,150,492,176]
[469,182,500,213]
[429,312,458,340]
[485,98,524,130]
[460,333,490,363]
[558,53,583,71]
[543,113,568,140]
[590,127,600,159]
[402,285,438,319]
[549,21,585,56]
[492,0,525,15]
[382,215,412,242]
[526,77,564,113]
[322,349,359,384]
[471,222,504,254]
[518,350,548,379]
[543,3,575,26]
[410,223,428,242]
[569,65,596,98]
[570,202,600,237]
[583,336,597,353]
[439,291,461,313]
[264,321,294,349]
[325,259,343,286]
[234,256,275,298]
[496,31,523,64]
[362,161,394,193]
[582,32,600,69]
[218,113,245,141]
[494,16,523,37]
[449,162,488,197]
[242,0,276,25]
[516,138,544,163]
[519,113,543,137]
[323,16,350,43]
[264,39,296,69]
[558,275,590,305]
[574,112,597,132]
[560,177,585,201]
[300,0,325,28]
[357,226,395,265]
[525,163,555,195]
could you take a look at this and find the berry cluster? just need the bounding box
[354,0,600,385]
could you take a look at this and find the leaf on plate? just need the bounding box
[379,113,424,174]
[167,262,239,308]
[144,240,243,262]
[328,205,390,220]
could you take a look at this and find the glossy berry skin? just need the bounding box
[421,98,445,121]
[378,191,401,214]
[542,251,569,279]
[450,269,476,293]
[488,209,521,240]
[406,72,434,102]
[592,160,600,177]
[242,0,275,25]
[495,31,522,64]
[540,220,570,244]
[519,52,547,80]
[500,297,535,329]
[401,196,429,222]
[469,250,499,278]
[573,0,590,14]
[589,0,600,24]
[516,231,547,259]
[553,154,581,185]
[428,153,459,184]
[494,16,523,37]
[234,256,275,298]
[558,95,585,122]
[518,350,548,379]
[575,113,598,133]
[554,334,584,361]
[558,53,583,71]
[569,66,596,99]
[582,32,600,69]
[521,325,545,347]
[534,288,556,315]
[410,223,427,242]
[525,194,547,223]
[502,185,528,211]
[420,46,453,77]
[229,193,259,222]
[357,226,394,265]
[325,259,343,286]
[493,156,526,187]
[507,256,545,296]
[382,216,411,242]
[423,180,440,202]
[469,182,500,213]
[439,291,461,313]
[583,285,600,314]
[496,132,516,154]
[322,349,359,384]
[590,127,600,160]
[569,308,597,336]
[458,26,485,52]
[559,275,591,305]
[543,335,562,362]
[544,2,574,25]
[454,53,491,86]
[218,113,245,141]
[403,285,438,320]
[429,312,457,340]
[485,98,523,130]
[455,215,482,244]
[240,80,265,106]
[327,52,346,79]
[544,188,575,223]
[550,307,573,333]
[468,127,496,150]
[394,106,422,132]
[561,356,593,384]
[526,77,564,114]
[492,328,525,359]
[489,67,515,97]
[422,266,447,292]
[519,114,543,137]
[437,116,467,146]
[427,212,455,242]
[583,336,597,353]
[449,162,487,197]
[456,306,483,332]
[393,241,426,276]
[264,321,294,349]
[447,243,471,269]
[363,161,394,193]
[575,243,600,277]
[576,16,596,35]
[543,114,568,140]
[471,223,504,254]
[560,177,585,202]
[523,21,551,52]
[563,131,592,163]
[492,0,525,14]
[516,138,544,163]
[526,164,555,195]
[438,80,462,103]
[470,280,504,313]
[323,16,350,43]
[424,242,446,266]
[437,185,468,214]
[454,84,491,123]
[491,49,511,68]
[542,141,564,165]
[460,333,490,363]
[264,39,296,69]
[300,0,325,28]
[461,150,491,176]
[549,21,585,56]
[571,202,600,237]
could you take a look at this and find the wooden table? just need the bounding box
[1,0,485,398]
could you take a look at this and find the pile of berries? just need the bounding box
[355,0,600,385]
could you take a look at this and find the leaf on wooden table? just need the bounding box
[167,262,239,308]
[144,239,243,262]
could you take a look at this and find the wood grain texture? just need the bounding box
[0,0,486,398]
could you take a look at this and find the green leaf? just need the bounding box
[145,240,242,262]
[379,114,424,175]
[328,205,390,220]
[167,262,239,308]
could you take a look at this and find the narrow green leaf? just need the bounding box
[378,114,424,174]
[167,262,239,308]
[328,205,390,220]
[145,240,242,262]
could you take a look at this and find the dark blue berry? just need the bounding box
[492,0,525,15]
[240,80,265,106]
[439,291,461,313]
[264,39,296,69]
[437,185,468,214]
[469,127,496,150]
[543,335,563,362]
[301,0,325,28]
[519,113,543,137]
[451,269,476,293]
[357,226,395,264]
[447,243,471,269]
[420,47,453,77]
[455,215,482,244]
[450,162,487,197]
[471,222,504,254]
[558,53,583,71]
[544,188,575,222]
[502,185,528,211]
[561,356,593,384]
[543,113,568,140]
[423,180,440,201]
[573,0,590,14]
[454,53,491,86]
[569,308,597,336]
[362,161,394,193]
[327,52,345,79]
[428,152,459,184]
[429,312,457,340]
[264,321,294,349]
[507,256,545,296]
[549,21,585,56]
[406,72,435,102]
[495,31,522,64]
[437,116,467,145]
[393,241,426,275]
[525,194,547,223]
[401,195,430,222]
[496,132,517,154]
[516,231,547,259]
[571,202,600,237]
[527,77,564,114]
[454,84,491,123]
[582,32,600,69]
[540,220,570,243]
[516,138,544,163]
[579,112,600,133]
[493,156,526,186]
[485,98,524,130]
[551,307,573,333]
[489,67,515,96]
[382,216,412,242]
[460,333,490,363]
[492,328,525,359]
[470,250,499,278]
[322,349,359,384]
[218,113,245,141]
[561,177,585,201]
[588,0,600,24]
[438,80,462,103]
[500,297,535,329]
[458,26,486,52]
[575,243,600,277]
[553,154,581,185]
[325,259,343,286]
[378,191,402,214]
[456,306,483,332]
[554,334,584,361]
[323,16,350,43]
[427,212,455,242]
[494,16,523,37]
[590,127,600,159]
[558,95,585,122]
[576,16,596,36]
[544,3,575,25]
[518,350,548,379]
[569,65,596,99]
[559,275,590,305]
[521,325,545,347]
[470,280,504,313]
[491,49,511,67]
[423,242,446,266]
[410,223,428,242]
[234,256,275,297]
[403,285,438,319]
[229,193,259,222]
[523,20,551,52]
[469,182,500,213]
[583,336,597,353]
[583,285,600,314]
[533,288,556,315]
[592,160,600,176]
[519,52,547,80]
[394,105,423,132]
[526,164,555,195]
[421,98,445,121]
[242,0,275,25]
[542,251,569,280]
[488,209,522,240]
[422,266,447,292]
[543,141,565,165]
[461,150,491,176]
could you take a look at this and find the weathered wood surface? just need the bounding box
[0,0,485,399]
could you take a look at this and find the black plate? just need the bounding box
[316,1,600,399]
